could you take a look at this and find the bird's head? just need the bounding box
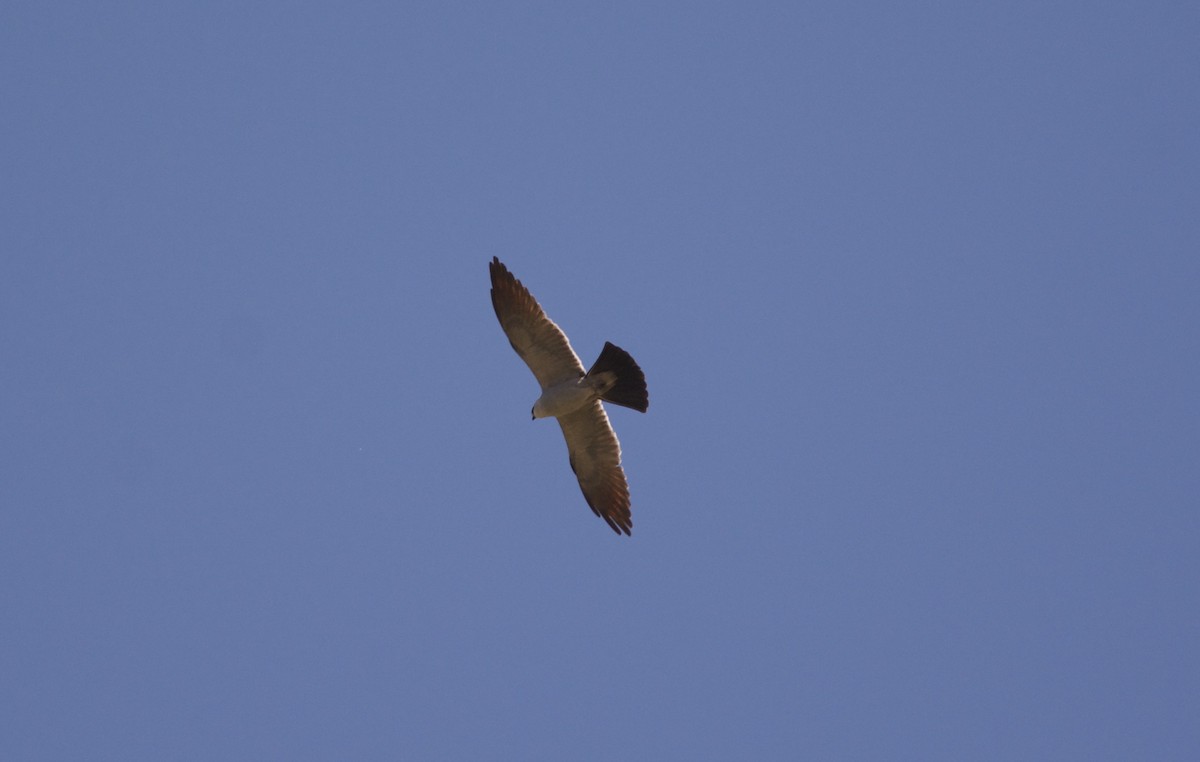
[531,398,552,420]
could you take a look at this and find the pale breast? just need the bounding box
[533,377,594,419]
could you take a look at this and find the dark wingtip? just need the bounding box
[581,477,634,536]
[602,513,633,536]
[489,258,520,323]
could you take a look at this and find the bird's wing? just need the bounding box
[490,257,585,389]
[558,401,633,535]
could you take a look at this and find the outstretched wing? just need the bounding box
[558,401,633,535]
[489,257,584,389]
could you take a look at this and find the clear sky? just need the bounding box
[2,2,1197,759]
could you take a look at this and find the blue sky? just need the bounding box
[2,1,1197,759]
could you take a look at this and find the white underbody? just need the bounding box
[532,372,616,419]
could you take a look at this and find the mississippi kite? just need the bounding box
[489,257,648,535]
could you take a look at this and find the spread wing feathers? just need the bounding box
[490,257,584,389]
[559,401,633,535]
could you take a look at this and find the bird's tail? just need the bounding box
[586,342,649,413]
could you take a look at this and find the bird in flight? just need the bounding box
[489,257,648,535]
